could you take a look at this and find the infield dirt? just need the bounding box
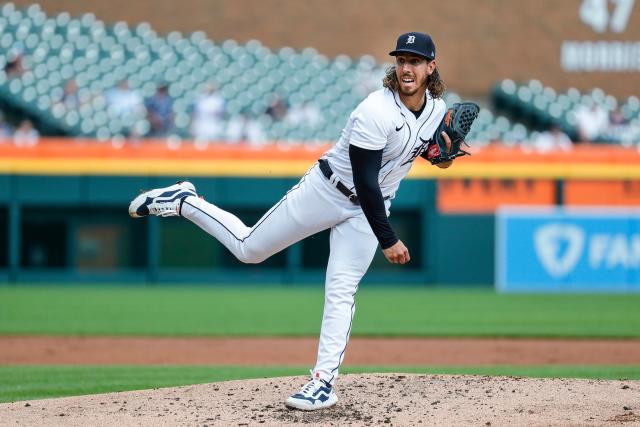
[2,336,640,365]
[2,337,640,425]
[1,374,639,426]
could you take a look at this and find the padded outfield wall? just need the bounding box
[1,140,639,286]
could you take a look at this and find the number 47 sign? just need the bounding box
[580,0,636,33]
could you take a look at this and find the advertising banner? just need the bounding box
[496,207,640,292]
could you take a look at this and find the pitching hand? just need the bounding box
[383,240,410,264]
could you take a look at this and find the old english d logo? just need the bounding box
[534,223,585,278]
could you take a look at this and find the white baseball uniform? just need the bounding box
[180,87,446,383]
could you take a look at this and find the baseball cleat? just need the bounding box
[129,181,197,218]
[285,377,338,411]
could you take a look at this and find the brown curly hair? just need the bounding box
[382,65,446,99]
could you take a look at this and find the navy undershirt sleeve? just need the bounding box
[349,144,398,249]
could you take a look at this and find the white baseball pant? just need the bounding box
[180,164,382,384]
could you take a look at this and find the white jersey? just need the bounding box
[324,88,447,199]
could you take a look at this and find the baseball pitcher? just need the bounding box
[129,32,478,411]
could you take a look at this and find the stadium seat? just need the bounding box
[492,78,640,144]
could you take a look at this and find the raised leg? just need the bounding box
[180,167,345,263]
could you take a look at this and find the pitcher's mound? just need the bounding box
[1,374,638,426]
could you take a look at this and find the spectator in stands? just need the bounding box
[533,124,572,153]
[575,103,608,143]
[265,94,288,121]
[606,107,630,143]
[145,84,174,137]
[609,107,627,127]
[4,47,25,78]
[225,113,266,145]
[13,119,39,147]
[61,79,81,109]
[190,82,226,142]
[106,80,144,117]
[0,112,12,139]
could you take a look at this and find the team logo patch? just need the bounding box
[401,137,431,166]
[406,35,416,44]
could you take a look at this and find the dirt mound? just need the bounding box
[1,374,638,426]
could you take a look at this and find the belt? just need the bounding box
[318,158,392,205]
[318,158,360,204]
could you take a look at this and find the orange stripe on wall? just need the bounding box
[438,179,556,213]
[0,139,329,160]
[565,180,640,206]
[1,139,640,163]
[2,139,640,179]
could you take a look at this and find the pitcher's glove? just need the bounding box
[424,102,480,165]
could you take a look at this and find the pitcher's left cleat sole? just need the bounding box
[129,181,196,218]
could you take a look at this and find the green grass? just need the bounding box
[0,365,638,403]
[1,286,639,337]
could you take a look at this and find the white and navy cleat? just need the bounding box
[129,181,196,218]
[285,377,338,411]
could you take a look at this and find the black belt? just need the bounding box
[318,158,392,205]
[318,158,360,204]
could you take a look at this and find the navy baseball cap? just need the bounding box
[389,32,436,60]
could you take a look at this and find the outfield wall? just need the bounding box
[1,140,639,286]
[0,174,454,285]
